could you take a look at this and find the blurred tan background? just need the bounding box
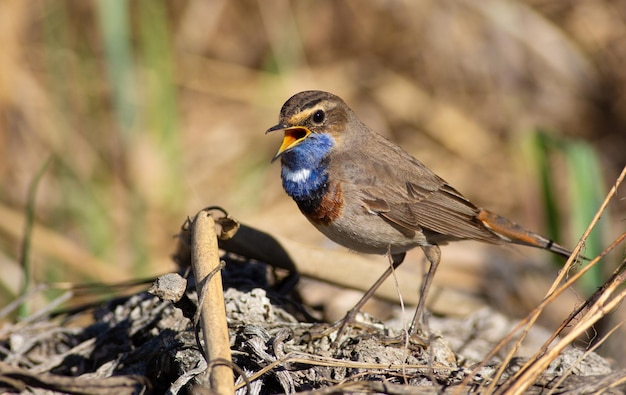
[1,0,625,361]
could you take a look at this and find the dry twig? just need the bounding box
[190,210,234,394]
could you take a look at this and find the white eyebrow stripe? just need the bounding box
[288,106,321,125]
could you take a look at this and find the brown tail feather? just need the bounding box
[476,209,572,259]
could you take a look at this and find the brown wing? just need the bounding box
[332,130,501,244]
[367,182,500,243]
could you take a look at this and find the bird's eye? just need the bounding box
[312,109,325,124]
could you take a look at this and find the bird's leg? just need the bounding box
[409,245,441,341]
[330,252,406,343]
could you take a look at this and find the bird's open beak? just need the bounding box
[266,125,311,162]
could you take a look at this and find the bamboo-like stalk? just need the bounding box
[190,211,234,394]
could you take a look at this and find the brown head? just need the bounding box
[266,91,355,162]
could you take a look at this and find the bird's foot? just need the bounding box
[302,308,385,348]
[313,307,365,347]
[377,327,432,351]
[302,306,434,352]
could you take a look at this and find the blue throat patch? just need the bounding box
[280,133,334,208]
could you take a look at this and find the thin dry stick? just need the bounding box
[528,233,626,355]
[505,263,626,395]
[233,351,446,391]
[498,166,626,389]
[481,234,626,395]
[545,321,624,395]
[466,245,611,393]
[191,211,234,394]
[494,171,626,394]
[463,165,626,394]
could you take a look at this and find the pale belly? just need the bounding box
[308,209,428,256]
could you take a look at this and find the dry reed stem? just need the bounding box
[505,259,626,394]
[479,166,626,394]
[454,166,626,394]
[234,351,454,392]
[500,166,626,394]
[526,232,626,357]
[545,321,624,395]
[483,232,626,394]
[190,211,234,394]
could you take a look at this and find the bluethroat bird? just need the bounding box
[267,90,573,341]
